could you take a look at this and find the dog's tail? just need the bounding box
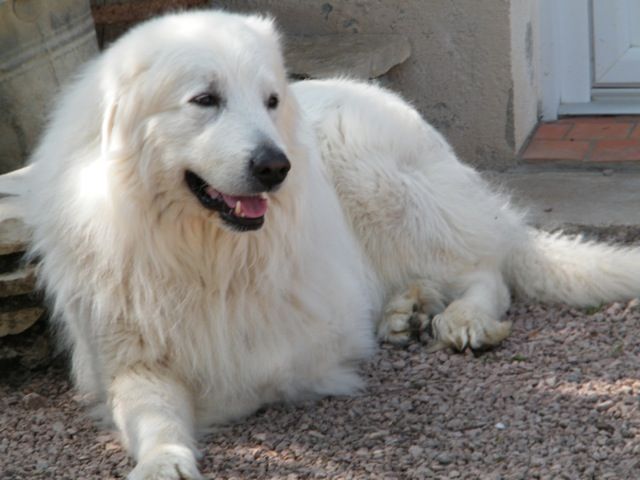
[506,228,640,306]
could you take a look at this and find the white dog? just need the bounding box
[7,10,639,479]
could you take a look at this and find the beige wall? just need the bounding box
[89,1,543,170]
[217,0,522,170]
[510,0,542,154]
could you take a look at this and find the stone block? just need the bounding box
[0,217,30,255]
[0,306,44,336]
[285,33,410,79]
[0,265,37,297]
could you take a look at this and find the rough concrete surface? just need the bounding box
[494,170,640,229]
[2,296,640,479]
[218,0,516,169]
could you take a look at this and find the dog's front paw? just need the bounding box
[378,283,441,345]
[129,445,203,480]
[378,309,430,345]
[430,302,511,352]
[378,294,425,346]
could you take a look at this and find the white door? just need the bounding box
[593,0,640,86]
[542,0,640,118]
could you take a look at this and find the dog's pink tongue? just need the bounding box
[222,194,268,218]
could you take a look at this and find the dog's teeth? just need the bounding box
[260,193,268,200]
[234,201,242,216]
[205,186,217,198]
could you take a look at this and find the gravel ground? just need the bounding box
[1,297,640,480]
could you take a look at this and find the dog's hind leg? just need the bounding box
[430,270,512,352]
[377,279,444,345]
[110,368,203,480]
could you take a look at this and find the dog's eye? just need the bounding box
[190,93,221,108]
[266,94,279,110]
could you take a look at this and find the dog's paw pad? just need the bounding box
[378,311,415,345]
[431,305,511,352]
[129,445,202,480]
[378,311,432,346]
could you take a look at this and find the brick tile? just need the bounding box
[521,140,591,162]
[631,124,640,139]
[556,116,614,124]
[589,140,640,162]
[567,122,631,140]
[534,123,572,140]
[613,115,640,123]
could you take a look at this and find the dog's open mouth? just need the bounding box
[185,170,267,231]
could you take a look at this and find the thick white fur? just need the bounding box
[292,79,640,348]
[4,9,639,480]
[20,12,377,480]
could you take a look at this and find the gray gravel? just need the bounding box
[2,298,640,479]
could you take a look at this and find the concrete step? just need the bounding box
[490,170,640,230]
[284,33,411,80]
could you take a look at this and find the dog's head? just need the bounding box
[99,11,300,232]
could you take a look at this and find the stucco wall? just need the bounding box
[217,0,518,170]
[510,0,542,153]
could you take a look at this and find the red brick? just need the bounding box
[521,140,590,162]
[567,122,631,140]
[589,140,640,162]
[556,116,614,124]
[630,124,640,139]
[533,123,571,140]
[613,116,640,123]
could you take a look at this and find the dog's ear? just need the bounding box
[99,59,147,159]
[98,27,157,158]
[101,93,118,158]
[244,14,280,42]
[100,54,133,159]
[245,15,286,60]
[244,14,288,86]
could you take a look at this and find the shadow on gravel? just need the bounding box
[196,300,640,479]
[1,300,639,479]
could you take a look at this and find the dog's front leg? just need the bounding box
[109,367,203,480]
[430,270,512,352]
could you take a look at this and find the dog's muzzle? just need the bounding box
[184,170,269,231]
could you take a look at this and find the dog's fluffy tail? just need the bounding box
[506,229,640,306]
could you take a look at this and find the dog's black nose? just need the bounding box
[249,145,291,189]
